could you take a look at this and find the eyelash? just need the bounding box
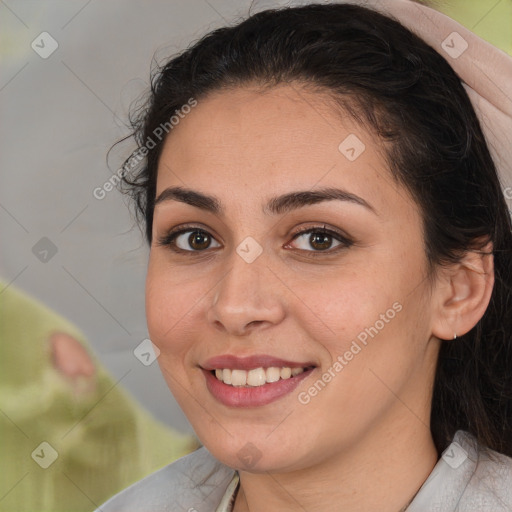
[156,224,354,257]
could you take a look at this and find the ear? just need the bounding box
[431,240,494,341]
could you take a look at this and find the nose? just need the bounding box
[207,251,286,336]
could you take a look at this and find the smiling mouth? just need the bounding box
[212,366,316,387]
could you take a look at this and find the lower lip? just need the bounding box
[203,368,314,407]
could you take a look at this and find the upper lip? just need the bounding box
[201,354,316,371]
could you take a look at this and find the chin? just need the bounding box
[194,426,310,473]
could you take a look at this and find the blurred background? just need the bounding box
[1,0,510,510]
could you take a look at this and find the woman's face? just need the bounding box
[146,84,441,472]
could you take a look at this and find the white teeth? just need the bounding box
[231,369,247,386]
[266,367,281,383]
[213,366,308,387]
[247,368,266,386]
[280,367,292,379]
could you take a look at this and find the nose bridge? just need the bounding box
[208,248,285,334]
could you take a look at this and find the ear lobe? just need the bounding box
[431,240,494,341]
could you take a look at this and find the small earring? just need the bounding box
[453,333,457,340]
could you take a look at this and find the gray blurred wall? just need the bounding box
[0,0,275,433]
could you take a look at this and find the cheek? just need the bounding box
[295,263,398,342]
[145,261,207,408]
[145,258,204,354]
[298,256,425,380]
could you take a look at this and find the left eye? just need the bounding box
[289,228,351,252]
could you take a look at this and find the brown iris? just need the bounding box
[309,232,332,250]
[189,231,211,250]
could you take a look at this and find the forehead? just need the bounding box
[156,84,409,218]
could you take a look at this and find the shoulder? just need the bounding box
[458,431,512,511]
[94,446,235,512]
[409,430,512,512]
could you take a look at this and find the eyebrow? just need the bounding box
[154,186,377,216]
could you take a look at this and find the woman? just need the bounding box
[97,1,512,510]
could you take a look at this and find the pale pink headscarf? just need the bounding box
[337,0,512,212]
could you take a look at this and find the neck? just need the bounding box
[233,422,439,512]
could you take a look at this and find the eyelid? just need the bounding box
[288,223,351,242]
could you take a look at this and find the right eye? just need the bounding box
[157,227,222,253]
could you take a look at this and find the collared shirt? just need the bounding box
[215,473,239,512]
[95,430,512,511]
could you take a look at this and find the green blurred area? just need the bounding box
[437,0,512,55]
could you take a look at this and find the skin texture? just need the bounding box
[145,84,494,511]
